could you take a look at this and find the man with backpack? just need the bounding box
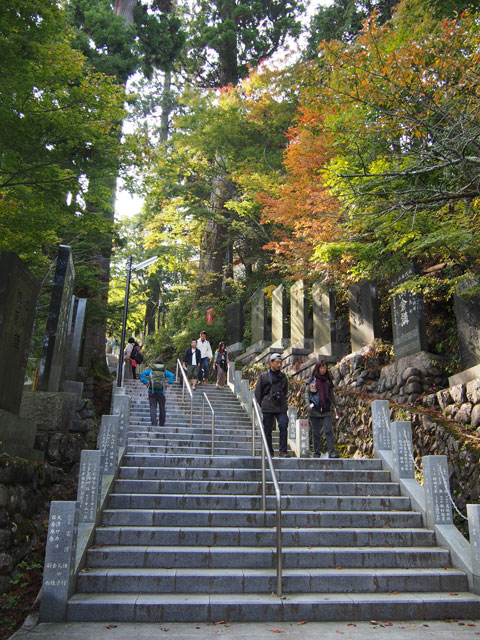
[140,360,175,426]
[254,353,290,458]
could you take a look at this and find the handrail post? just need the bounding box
[261,436,266,512]
[202,395,205,429]
[251,396,283,597]
[211,411,215,456]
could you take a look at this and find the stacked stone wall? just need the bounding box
[0,456,68,593]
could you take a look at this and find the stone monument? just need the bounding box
[290,280,312,349]
[312,281,348,358]
[225,301,244,355]
[390,264,428,360]
[271,284,290,349]
[37,245,75,392]
[349,279,382,351]
[0,252,43,460]
[450,279,480,385]
[236,289,271,365]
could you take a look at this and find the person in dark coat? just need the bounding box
[254,353,290,458]
[182,339,202,390]
[305,359,340,458]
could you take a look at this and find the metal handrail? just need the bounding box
[251,396,283,597]
[202,393,215,455]
[176,359,193,428]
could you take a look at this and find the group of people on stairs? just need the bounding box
[122,330,340,458]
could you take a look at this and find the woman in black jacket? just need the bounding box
[305,359,340,458]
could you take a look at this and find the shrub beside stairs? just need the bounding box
[66,379,480,622]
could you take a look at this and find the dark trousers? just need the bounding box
[149,393,166,426]
[262,412,288,455]
[309,414,335,455]
[199,357,209,382]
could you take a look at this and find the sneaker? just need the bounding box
[279,451,291,458]
[313,453,321,458]
[328,451,340,459]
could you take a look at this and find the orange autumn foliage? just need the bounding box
[259,107,341,277]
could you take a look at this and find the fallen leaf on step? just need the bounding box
[336,566,342,570]
[467,623,477,627]
[105,625,117,630]
[449,593,458,596]
[336,631,344,635]
[269,629,285,633]
[297,621,308,625]
[369,620,379,625]
[347,623,357,627]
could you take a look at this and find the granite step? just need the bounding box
[67,591,480,622]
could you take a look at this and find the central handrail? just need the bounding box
[251,396,283,597]
[176,358,193,428]
[201,392,215,455]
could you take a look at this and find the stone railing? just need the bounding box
[371,399,480,594]
[38,383,131,622]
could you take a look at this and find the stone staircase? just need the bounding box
[67,379,480,622]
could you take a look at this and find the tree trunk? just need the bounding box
[114,0,137,24]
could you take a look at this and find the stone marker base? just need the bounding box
[0,408,44,461]
[449,363,480,388]
[226,342,244,359]
[235,340,272,366]
[62,380,84,408]
[314,342,350,358]
[20,391,77,433]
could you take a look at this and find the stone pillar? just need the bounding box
[112,393,131,448]
[234,370,242,398]
[390,421,415,482]
[467,505,480,581]
[371,399,391,453]
[66,298,87,381]
[296,418,310,457]
[288,407,297,442]
[312,282,348,357]
[251,289,271,344]
[452,279,480,383]
[349,280,381,351]
[271,284,290,349]
[225,301,244,354]
[77,450,104,524]
[390,264,428,360]
[0,252,42,460]
[37,245,75,392]
[40,501,79,622]
[423,455,453,529]
[290,280,313,349]
[97,415,120,476]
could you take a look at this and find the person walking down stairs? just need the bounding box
[305,359,340,459]
[140,360,175,426]
[254,352,290,458]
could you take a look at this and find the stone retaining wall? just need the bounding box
[0,455,68,593]
[243,356,479,527]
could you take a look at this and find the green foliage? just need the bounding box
[0,0,125,276]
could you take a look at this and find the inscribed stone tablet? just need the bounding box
[97,415,119,475]
[40,501,78,622]
[37,245,75,392]
[349,280,381,351]
[0,253,39,415]
[66,298,87,381]
[77,450,103,523]
[371,400,391,452]
[423,455,453,526]
[312,282,336,351]
[390,264,427,359]
[272,284,290,343]
[226,302,244,345]
[251,289,269,343]
[391,421,415,479]
[454,279,480,370]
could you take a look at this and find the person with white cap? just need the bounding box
[254,353,290,458]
